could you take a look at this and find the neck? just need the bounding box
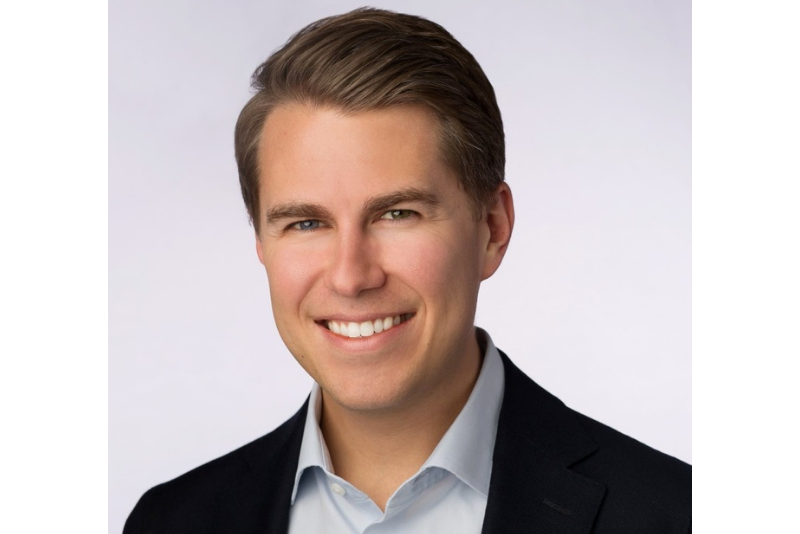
[319,335,483,511]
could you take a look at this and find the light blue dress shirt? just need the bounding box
[288,330,505,534]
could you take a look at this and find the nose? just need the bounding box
[324,227,386,297]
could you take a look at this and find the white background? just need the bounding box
[110,1,690,532]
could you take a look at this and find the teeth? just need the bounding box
[326,314,410,338]
[360,321,374,337]
[347,322,360,338]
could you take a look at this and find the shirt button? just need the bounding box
[330,483,346,496]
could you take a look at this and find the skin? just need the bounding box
[255,103,514,509]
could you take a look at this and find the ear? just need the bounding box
[255,232,266,266]
[481,183,515,280]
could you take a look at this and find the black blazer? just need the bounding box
[124,352,691,533]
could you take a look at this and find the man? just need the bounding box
[125,8,690,533]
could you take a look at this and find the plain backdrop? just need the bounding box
[109,0,690,531]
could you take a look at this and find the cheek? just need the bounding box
[264,245,321,313]
[387,229,482,302]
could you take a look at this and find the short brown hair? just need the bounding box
[234,7,505,232]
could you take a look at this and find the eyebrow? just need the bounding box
[363,187,442,214]
[265,203,332,225]
[264,187,442,225]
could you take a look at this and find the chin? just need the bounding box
[323,378,414,413]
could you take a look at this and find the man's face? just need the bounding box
[255,104,511,415]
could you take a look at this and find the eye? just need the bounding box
[380,209,414,221]
[290,220,321,231]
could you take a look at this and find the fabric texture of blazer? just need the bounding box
[124,351,691,533]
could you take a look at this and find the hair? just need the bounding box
[234,7,505,233]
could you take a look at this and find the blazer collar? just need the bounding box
[207,399,308,534]
[481,350,606,534]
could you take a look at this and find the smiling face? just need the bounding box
[255,104,512,416]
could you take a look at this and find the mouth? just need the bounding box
[318,313,415,339]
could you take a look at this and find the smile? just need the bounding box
[324,313,414,338]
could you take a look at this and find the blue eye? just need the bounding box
[380,210,414,220]
[292,220,320,231]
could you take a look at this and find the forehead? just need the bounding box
[256,104,453,207]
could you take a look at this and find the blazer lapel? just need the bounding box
[481,352,606,534]
[214,400,309,534]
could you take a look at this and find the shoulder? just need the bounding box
[124,402,307,534]
[496,350,690,532]
[570,410,691,529]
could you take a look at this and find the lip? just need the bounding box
[315,313,416,352]
[314,311,415,323]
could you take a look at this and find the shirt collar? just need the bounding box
[291,380,331,504]
[421,329,505,496]
[290,328,505,503]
